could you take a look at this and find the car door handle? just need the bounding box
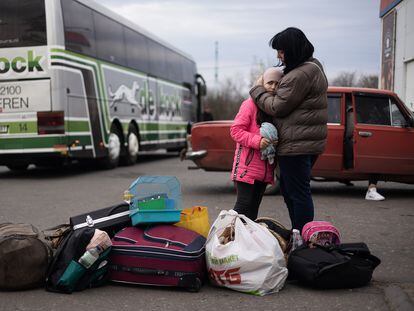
[358,131,372,137]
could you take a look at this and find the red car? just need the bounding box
[186,87,414,190]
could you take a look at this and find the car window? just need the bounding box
[355,95,391,126]
[390,97,407,127]
[327,94,341,124]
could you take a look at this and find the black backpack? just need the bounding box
[287,243,381,289]
[45,228,111,294]
[0,223,53,290]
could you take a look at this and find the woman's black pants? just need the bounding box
[278,154,318,232]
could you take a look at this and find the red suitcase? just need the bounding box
[109,225,206,292]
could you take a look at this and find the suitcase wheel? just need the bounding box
[186,277,202,293]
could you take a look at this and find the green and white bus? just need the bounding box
[0,0,206,170]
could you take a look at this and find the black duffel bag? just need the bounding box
[287,243,381,289]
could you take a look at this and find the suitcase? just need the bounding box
[70,203,131,237]
[109,225,206,292]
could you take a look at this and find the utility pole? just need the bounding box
[214,41,219,87]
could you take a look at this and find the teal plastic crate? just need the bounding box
[128,176,182,211]
[129,202,180,225]
[127,176,183,225]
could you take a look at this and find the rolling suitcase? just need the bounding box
[109,225,206,292]
[70,203,131,237]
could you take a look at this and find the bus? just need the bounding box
[0,0,206,170]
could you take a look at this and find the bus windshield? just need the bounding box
[0,0,47,48]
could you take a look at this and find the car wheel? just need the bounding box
[7,164,29,172]
[99,126,122,169]
[122,125,139,166]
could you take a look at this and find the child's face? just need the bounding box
[264,80,278,93]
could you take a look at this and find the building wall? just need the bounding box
[382,0,414,110]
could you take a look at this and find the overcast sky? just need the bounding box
[100,0,381,90]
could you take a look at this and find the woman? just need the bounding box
[250,27,328,231]
[231,67,284,220]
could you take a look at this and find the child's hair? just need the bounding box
[256,67,283,126]
[263,67,284,85]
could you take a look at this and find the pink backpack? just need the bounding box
[301,221,341,246]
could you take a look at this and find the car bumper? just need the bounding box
[185,149,207,160]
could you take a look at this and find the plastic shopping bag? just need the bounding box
[175,206,210,237]
[205,210,288,296]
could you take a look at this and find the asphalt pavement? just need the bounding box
[0,153,413,311]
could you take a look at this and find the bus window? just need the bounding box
[61,0,96,57]
[166,50,184,83]
[0,0,46,48]
[93,12,126,66]
[148,39,167,79]
[124,27,149,73]
[182,57,196,85]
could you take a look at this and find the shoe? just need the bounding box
[365,188,385,201]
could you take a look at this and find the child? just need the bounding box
[230,67,284,220]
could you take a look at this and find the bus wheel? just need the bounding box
[100,126,122,169]
[122,125,139,166]
[7,164,29,172]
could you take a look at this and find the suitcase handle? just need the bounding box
[111,264,166,276]
[143,226,188,248]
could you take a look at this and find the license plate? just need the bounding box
[0,125,9,134]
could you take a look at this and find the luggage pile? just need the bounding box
[287,221,381,289]
[0,176,381,296]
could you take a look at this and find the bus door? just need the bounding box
[142,77,158,147]
[56,63,105,159]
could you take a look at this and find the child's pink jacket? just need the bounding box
[230,98,275,184]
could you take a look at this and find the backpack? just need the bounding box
[255,217,291,253]
[45,228,111,294]
[301,221,341,246]
[287,243,381,289]
[0,223,53,290]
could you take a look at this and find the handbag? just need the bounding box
[175,206,210,237]
[288,243,381,289]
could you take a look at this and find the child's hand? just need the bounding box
[260,137,271,150]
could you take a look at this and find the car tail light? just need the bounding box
[37,111,65,135]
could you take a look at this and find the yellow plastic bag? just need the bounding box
[175,206,210,237]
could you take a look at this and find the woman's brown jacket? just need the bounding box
[250,58,328,156]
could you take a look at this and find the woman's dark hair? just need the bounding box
[269,27,314,74]
[256,109,273,126]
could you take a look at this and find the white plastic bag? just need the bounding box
[205,210,288,296]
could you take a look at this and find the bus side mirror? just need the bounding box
[195,74,207,96]
[197,82,207,96]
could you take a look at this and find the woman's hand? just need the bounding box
[260,137,271,150]
[255,75,264,87]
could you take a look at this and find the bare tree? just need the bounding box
[205,77,246,120]
[357,74,378,88]
[330,71,379,88]
[330,71,357,87]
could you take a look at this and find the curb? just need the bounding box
[384,285,414,311]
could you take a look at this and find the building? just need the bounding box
[380,0,414,111]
